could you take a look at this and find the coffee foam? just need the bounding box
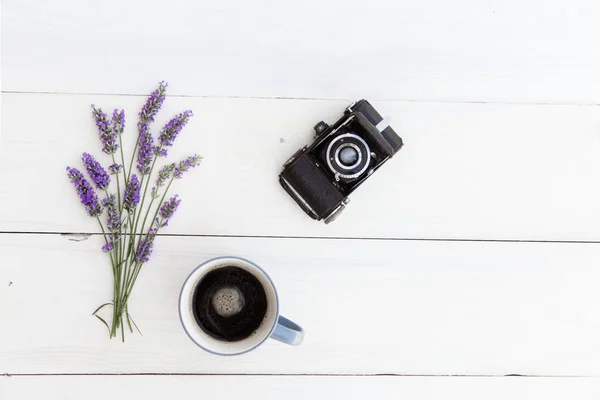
[211,286,245,317]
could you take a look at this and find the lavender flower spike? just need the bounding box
[136,124,154,175]
[173,154,203,179]
[66,167,103,217]
[123,174,141,212]
[135,237,154,263]
[102,242,115,253]
[82,152,110,190]
[158,195,181,227]
[112,109,125,135]
[108,164,123,175]
[155,110,193,157]
[139,81,168,123]
[103,194,121,232]
[91,105,119,154]
[157,163,176,187]
[135,82,168,174]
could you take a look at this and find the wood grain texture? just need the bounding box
[2,93,600,240]
[2,0,599,393]
[1,234,599,375]
[1,376,599,400]
[3,0,600,104]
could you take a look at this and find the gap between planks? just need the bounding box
[0,373,592,378]
[3,90,600,108]
[2,231,600,245]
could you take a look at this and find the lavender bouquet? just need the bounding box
[66,82,201,340]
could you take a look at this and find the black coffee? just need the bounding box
[192,266,268,342]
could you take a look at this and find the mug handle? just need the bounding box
[270,316,304,346]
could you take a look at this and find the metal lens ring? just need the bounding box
[326,133,371,179]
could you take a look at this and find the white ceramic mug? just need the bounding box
[179,256,304,355]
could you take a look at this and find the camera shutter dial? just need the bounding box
[313,121,330,136]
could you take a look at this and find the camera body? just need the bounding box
[279,100,403,223]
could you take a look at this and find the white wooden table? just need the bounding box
[2,0,600,398]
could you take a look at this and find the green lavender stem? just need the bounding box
[138,174,174,248]
[114,134,128,294]
[131,154,159,252]
[121,217,165,312]
[116,157,160,340]
[123,130,140,209]
[95,216,120,339]
[111,155,122,213]
[147,179,174,235]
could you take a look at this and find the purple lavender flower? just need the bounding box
[108,164,123,175]
[112,109,125,135]
[173,154,202,179]
[66,167,103,217]
[155,110,193,157]
[123,174,141,212]
[135,237,154,263]
[102,242,114,253]
[103,194,121,232]
[82,152,110,190]
[156,148,168,157]
[136,124,154,175]
[91,105,119,154]
[158,195,181,227]
[139,81,168,123]
[157,163,176,187]
[134,82,168,174]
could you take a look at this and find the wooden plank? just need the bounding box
[0,234,598,375]
[3,0,600,104]
[1,376,599,400]
[2,93,600,240]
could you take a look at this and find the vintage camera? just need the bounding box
[279,100,403,223]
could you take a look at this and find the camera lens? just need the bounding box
[326,132,371,180]
[338,146,359,167]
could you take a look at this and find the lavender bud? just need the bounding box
[156,163,176,187]
[82,152,110,190]
[108,164,123,175]
[155,110,193,157]
[66,166,103,217]
[102,242,115,253]
[91,105,119,154]
[158,195,181,227]
[173,154,202,179]
[112,109,126,135]
[103,194,121,232]
[139,81,168,123]
[135,237,154,263]
[136,124,154,175]
[123,174,141,212]
[156,148,168,157]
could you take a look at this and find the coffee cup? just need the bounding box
[179,256,304,355]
